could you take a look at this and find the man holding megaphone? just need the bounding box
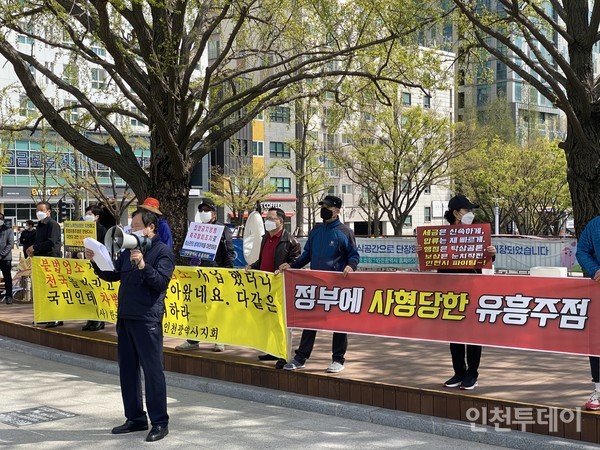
[85,209,175,443]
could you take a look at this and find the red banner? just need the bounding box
[416,223,492,271]
[284,269,599,356]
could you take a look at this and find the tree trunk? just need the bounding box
[564,121,600,236]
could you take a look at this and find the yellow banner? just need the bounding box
[31,257,287,358]
[63,221,97,253]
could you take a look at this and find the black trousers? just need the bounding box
[590,356,599,382]
[0,260,12,298]
[294,329,347,365]
[117,319,168,427]
[450,343,482,378]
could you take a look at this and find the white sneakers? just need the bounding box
[174,341,199,351]
[174,341,225,352]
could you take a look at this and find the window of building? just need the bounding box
[17,23,33,45]
[64,100,79,123]
[496,61,507,81]
[424,206,431,222]
[130,107,143,127]
[423,94,431,108]
[207,40,220,60]
[403,215,412,227]
[327,185,338,195]
[62,63,79,85]
[91,46,106,57]
[342,184,353,194]
[424,185,431,194]
[269,106,290,123]
[402,92,411,106]
[496,82,507,98]
[19,96,36,117]
[269,141,290,158]
[252,141,264,156]
[476,85,490,106]
[255,110,264,120]
[91,68,107,89]
[270,177,291,193]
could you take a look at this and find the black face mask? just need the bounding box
[320,207,333,220]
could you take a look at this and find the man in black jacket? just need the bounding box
[27,201,62,327]
[86,209,175,443]
[176,198,234,352]
[19,220,36,259]
[248,207,300,368]
[26,201,61,258]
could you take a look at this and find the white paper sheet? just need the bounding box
[83,237,115,271]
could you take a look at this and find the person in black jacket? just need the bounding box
[19,220,36,259]
[81,205,107,331]
[27,202,63,328]
[27,201,62,258]
[86,208,175,443]
[176,198,234,352]
[248,207,300,368]
[0,213,14,304]
[438,194,496,391]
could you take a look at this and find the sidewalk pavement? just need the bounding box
[0,337,597,449]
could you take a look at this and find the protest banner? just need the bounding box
[416,223,492,271]
[284,269,599,356]
[180,222,225,261]
[31,258,287,358]
[63,221,97,253]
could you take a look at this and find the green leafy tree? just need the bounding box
[453,138,571,236]
[332,91,478,236]
[0,0,448,251]
[452,0,600,235]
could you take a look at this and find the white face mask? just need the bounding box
[199,211,213,223]
[264,220,278,232]
[84,214,96,222]
[461,211,475,225]
[132,229,146,238]
[36,211,47,221]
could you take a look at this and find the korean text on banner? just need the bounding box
[166,266,286,358]
[31,258,287,358]
[284,269,599,356]
[31,257,118,323]
[63,220,97,253]
[417,223,492,271]
[180,222,225,261]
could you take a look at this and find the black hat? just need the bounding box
[198,198,216,211]
[319,195,343,208]
[448,194,479,211]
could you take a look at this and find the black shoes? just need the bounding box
[111,420,149,434]
[258,354,279,361]
[444,374,464,388]
[146,425,168,442]
[275,359,287,369]
[82,321,105,331]
[5,297,12,305]
[45,321,63,328]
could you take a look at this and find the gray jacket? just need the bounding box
[0,224,13,261]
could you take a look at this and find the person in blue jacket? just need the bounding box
[279,195,359,374]
[576,216,600,411]
[86,208,175,442]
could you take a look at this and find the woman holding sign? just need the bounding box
[439,194,496,390]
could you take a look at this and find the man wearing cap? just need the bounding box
[138,198,173,248]
[175,198,234,352]
[279,195,360,373]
